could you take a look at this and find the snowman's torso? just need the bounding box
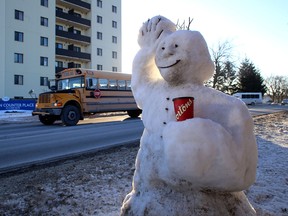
[137,82,245,186]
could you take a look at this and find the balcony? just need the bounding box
[56,10,91,29]
[56,29,91,45]
[56,0,90,13]
[56,48,91,62]
[55,66,67,73]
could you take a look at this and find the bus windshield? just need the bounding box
[57,76,85,90]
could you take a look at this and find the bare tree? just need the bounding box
[176,17,194,30]
[265,75,288,102]
[206,40,235,92]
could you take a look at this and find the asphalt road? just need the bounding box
[0,116,144,173]
[0,104,287,173]
[248,104,288,116]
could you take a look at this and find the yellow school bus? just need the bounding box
[32,68,141,126]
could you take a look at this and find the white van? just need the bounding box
[233,92,262,105]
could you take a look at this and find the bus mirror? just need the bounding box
[48,79,56,90]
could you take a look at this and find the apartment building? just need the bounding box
[0,0,122,99]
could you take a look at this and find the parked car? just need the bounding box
[281,99,288,105]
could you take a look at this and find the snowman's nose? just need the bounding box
[161,43,178,56]
[161,46,175,57]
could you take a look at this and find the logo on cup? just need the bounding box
[173,97,194,121]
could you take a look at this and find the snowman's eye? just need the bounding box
[162,47,165,50]
[175,44,178,48]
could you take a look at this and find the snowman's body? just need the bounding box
[121,16,257,216]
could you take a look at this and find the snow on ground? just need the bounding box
[0,111,287,215]
[0,110,36,122]
[246,112,288,215]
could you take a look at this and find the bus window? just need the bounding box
[99,78,108,89]
[58,79,67,90]
[109,79,117,89]
[58,77,84,90]
[126,80,131,90]
[252,94,259,98]
[86,77,98,89]
[118,80,126,90]
[70,77,84,88]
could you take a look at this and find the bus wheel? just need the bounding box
[127,109,142,118]
[61,105,80,126]
[39,115,56,125]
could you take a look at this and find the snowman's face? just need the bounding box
[155,31,187,85]
[155,30,214,85]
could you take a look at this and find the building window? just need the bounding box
[97,32,102,40]
[97,16,102,24]
[112,51,117,59]
[15,10,24,21]
[55,61,63,67]
[68,62,75,68]
[112,67,117,72]
[56,7,63,12]
[14,53,23,63]
[40,77,49,86]
[74,29,81,35]
[40,57,48,66]
[97,0,102,8]
[56,43,63,49]
[56,24,63,31]
[97,65,103,70]
[14,75,24,85]
[97,48,103,56]
[112,21,117,28]
[74,63,81,68]
[112,5,117,13]
[74,46,81,52]
[112,36,117,44]
[41,0,48,7]
[40,17,48,27]
[73,12,82,18]
[40,37,48,46]
[15,31,24,42]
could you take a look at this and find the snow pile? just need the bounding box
[0,110,37,123]
[0,110,32,119]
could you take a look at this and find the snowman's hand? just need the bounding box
[137,16,176,50]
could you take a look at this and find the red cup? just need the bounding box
[173,97,194,121]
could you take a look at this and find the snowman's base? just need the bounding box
[121,187,256,216]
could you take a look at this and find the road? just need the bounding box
[0,104,287,173]
[0,116,144,173]
[248,104,288,116]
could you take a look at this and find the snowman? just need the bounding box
[121,16,258,216]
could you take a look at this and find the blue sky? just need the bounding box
[122,0,288,78]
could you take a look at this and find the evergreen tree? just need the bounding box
[221,60,238,95]
[237,58,266,95]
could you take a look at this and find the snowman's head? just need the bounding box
[155,30,214,85]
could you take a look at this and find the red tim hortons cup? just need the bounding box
[173,97,194,121]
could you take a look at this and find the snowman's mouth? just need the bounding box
[158,60,180,69]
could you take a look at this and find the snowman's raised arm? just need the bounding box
[131,16,176,107]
